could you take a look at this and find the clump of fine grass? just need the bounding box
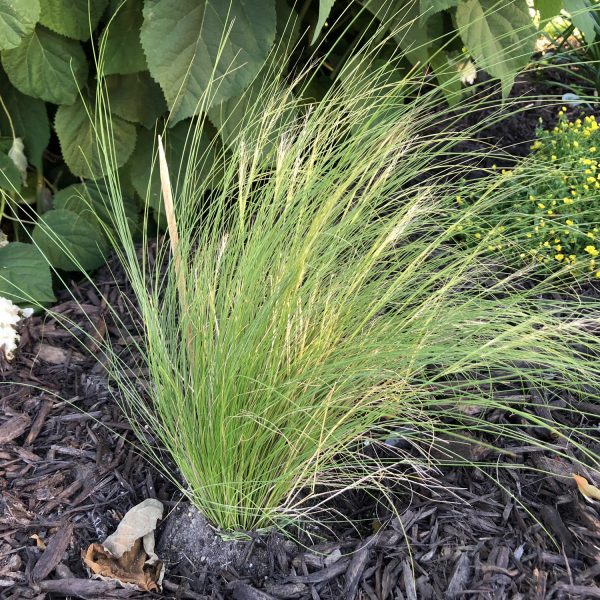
[83,40,600,533]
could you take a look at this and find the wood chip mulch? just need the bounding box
[0,255,599,600]
[2,67,600,600]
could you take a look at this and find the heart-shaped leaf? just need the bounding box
[32,208,109,271]
[1,26,88,104]
[0,0,40,50]
[39,0,109,41]
[0,242,55,304]
[140,0,277,123]
[456,0,535,96]
[55,95,137,179]
[100,0,147,74]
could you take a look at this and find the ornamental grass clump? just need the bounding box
[80,51,600,533]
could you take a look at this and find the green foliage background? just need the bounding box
[0,0,590,304]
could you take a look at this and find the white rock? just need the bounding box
[0,296,31,361]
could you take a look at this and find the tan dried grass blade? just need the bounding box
[157,135,187,302]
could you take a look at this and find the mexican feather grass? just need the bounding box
[35,13,600,532]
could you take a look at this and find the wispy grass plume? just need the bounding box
[71,18,600,533]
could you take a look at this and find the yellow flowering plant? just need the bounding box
[458,108,600,280]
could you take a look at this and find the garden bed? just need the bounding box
[2,69,600,600]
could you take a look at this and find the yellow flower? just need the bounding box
[474,232,481,239]
[537,202,545,209]
[563,197,574,204]
[551,155,557,161]
[591,146,597,152]
[566,219,574,226]
[554,245,562,251]
[585,245,599,257]
[555,254,564,261]
[573,141,579,148]
[547,210,554,216]
[596,271,600,278]
[587,232,596,239]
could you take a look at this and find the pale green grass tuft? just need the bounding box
[76,24,600,532]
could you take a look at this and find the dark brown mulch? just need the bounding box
[2,285,600,600]
[2,66,600,600]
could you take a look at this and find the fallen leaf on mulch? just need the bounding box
[82,498,164,592]
[573,474,600,502]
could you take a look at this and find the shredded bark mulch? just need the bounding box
[2,66,600,599]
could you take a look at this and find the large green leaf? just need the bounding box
[0,0,40,50]
[32,208,109,271]
[130,120,217,211]
[100,0,146,75]
[533,0,562,21]
[0,242,55,304]
[0,151,21,192]
[106,72,167,128]
[564,0,598,42]
[0,70,49,170]
[55,95,137,179]
[140,0,277,123]
[208,0,298,149]
[1,26,88,104]
[311,0,336,43]
[455,0,535,96]
[39,0,108,41]
[53,179,139,234]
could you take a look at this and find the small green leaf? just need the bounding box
[53,179,139,234]
[456,0,535,96]
[1,26,88,104]
[0,151,21,192]
[533,0,562,21]
[0,70,50,170]
[32,208,109,271]
[39,0,109,41]
[100,0,146,75]
[55,95,137,179]
[0,242,55,304]
[564,0,598,42]
[311,0,335,44]
[106,72,167,128]
[130,120,216,211]
[0,0,40,50]
[140,0,277,123]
